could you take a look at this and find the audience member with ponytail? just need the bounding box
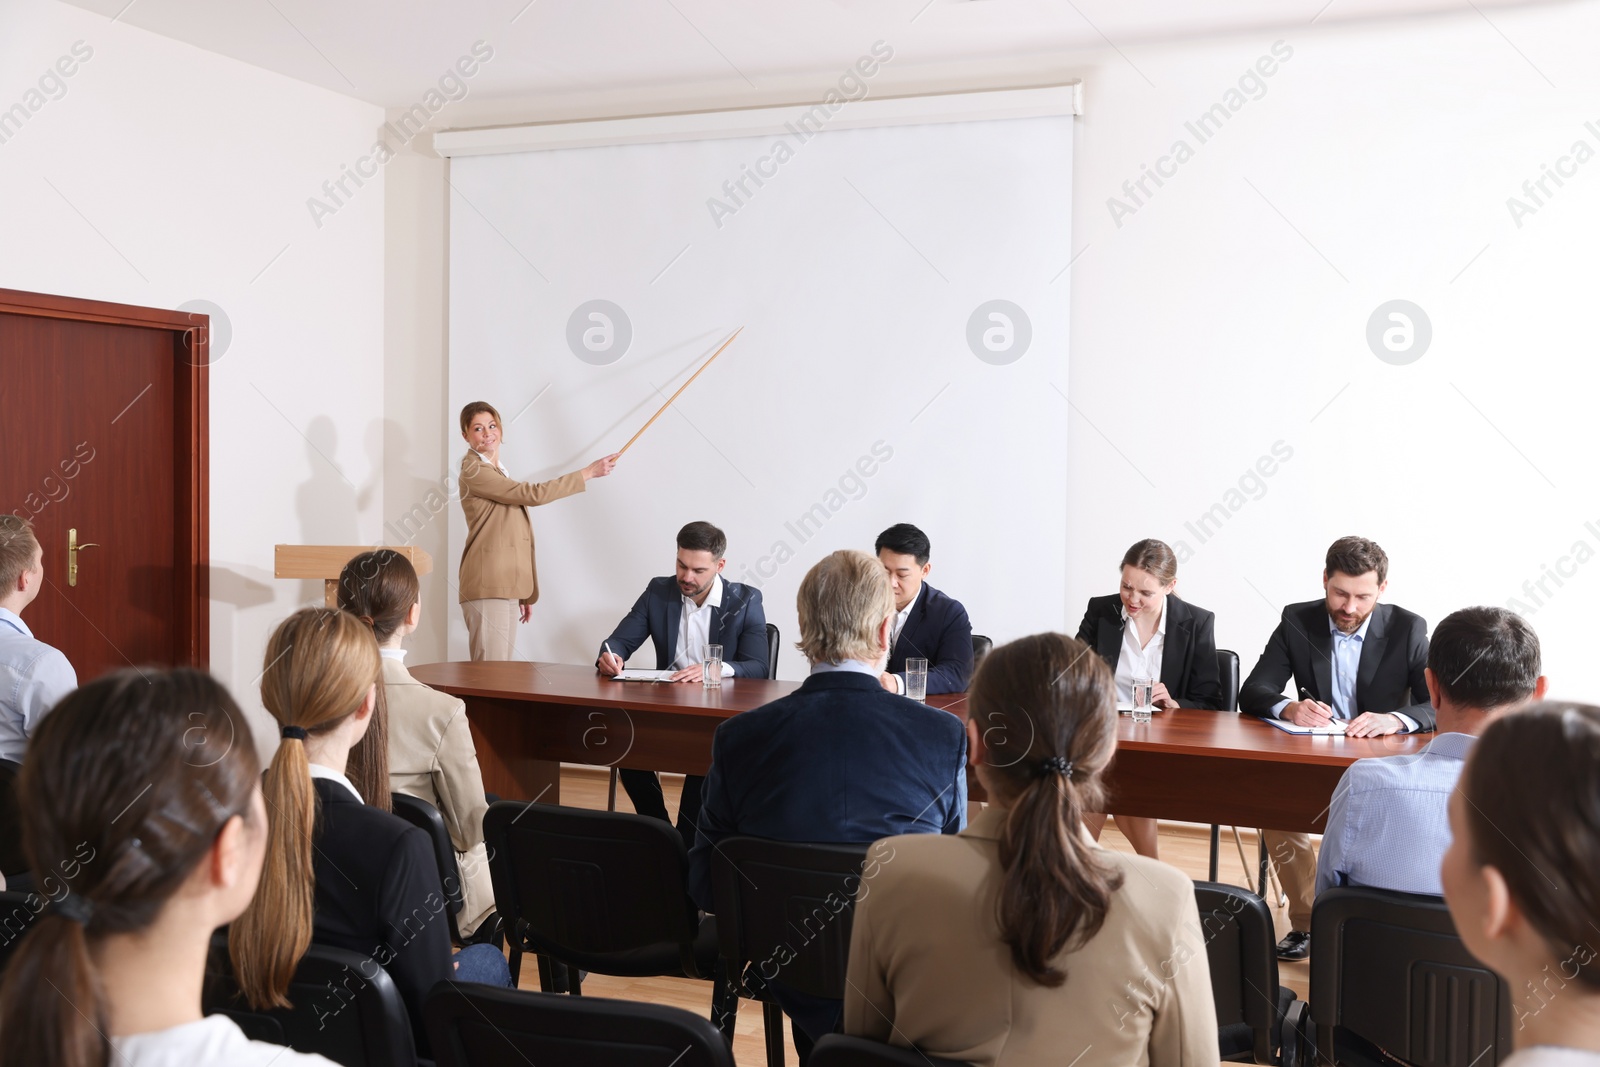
[338,550,496,937]
[0,668,334,1067]
[228,608,509,1060]
[844,632,1217,1066]
[1443,703,1600,1066]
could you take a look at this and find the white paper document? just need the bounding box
[1264,717,1347,735]
[612,669,678,682]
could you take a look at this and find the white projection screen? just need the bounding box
[446,106,1074,678]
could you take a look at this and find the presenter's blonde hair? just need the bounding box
[796,549,895,665]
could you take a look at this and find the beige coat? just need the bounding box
[844,806,1219,1067]
[456,451,585,604]
[383,656,496,936]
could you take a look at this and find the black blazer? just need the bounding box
[1238,600,1434,732]
[885,583,974,696]
[310,778,453,1057]
[1075,593,1223,710]
[599,576,769,678]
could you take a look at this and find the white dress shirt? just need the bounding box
[473,449,509,476]
[885,587,923,694]
[1113,602,1166,705]
[379,647,406,662]
[0,606,78,763]
[673,575,735,677]
[308,762,364,802]
[113,1015,336,1066]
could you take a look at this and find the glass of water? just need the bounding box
[1131,676,1154,725]
[905,658,929,702]
[703,644,723,690]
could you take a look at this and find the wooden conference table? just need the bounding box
[410,661,1429,834]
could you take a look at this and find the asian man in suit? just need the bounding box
[596,521,768,849]
[1239,535,1433,960]
[874,523,974,695]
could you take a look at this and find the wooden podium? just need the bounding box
[274,545,433,607]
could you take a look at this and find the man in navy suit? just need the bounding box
[597,521,768,848]
[689,549,967,1064]
[1239,535,1433,961]
[874,523,974,695]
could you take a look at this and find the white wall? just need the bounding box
[0,0,388,761]
[1063,5,1600,695]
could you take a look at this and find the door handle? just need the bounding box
[68,528,99,588]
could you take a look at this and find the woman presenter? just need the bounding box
[457,401,616,660]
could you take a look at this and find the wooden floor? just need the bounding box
[519,766,1311,1066]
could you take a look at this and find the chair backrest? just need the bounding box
[1195,881,1281,1065]
[1215,649,1241,713]
[811,1033,974,1066]
[0,758,27,877]
[1310,887,1511,1067]
[765,622,780,679]
[0,891,42,978]
[389,792,465,941]
[710,836,872,1000]
[971,634,993,670]
[426,980,735,1067]
[202,930,416,1067]
[483,800,703,977]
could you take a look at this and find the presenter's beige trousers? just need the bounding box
[462,597,519,661]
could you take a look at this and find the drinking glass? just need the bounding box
[905,658,929,702]
[703,644,723,690]
[1131,676,1154,725]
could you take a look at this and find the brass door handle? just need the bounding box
[68,528,99,588]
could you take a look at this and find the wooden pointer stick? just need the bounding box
[616,327,744,456]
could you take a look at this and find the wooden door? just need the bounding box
[0,289,207,683]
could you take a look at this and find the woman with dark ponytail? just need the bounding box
[228,608,509,1060]
[844,633,1217,1065]
[0,668,333,1066]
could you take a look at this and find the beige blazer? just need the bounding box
[382,656,495,934]
[845,806,1219,1067]
[456,451,585,604]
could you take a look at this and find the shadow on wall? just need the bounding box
[294,414,362,604]
[373,415,453,664]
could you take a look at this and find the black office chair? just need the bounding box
[482,800,730,1017]
[711,836,874,1066]
[1289,887,1512,1067]
[1206,649,1246,883]
[971,634,993,670]
[0,758,27,883]
[811,1034,974,1066]
[426,980,735,1067]
[202,930,417,1067]
[0,891,42,978]
[390,793,467,945]
[1196,881,1303,1064]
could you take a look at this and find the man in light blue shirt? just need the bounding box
[0,516,77,762]
[1316,606,1544,898]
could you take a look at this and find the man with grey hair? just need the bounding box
[0,515,77,761]
[688,549,966,1064]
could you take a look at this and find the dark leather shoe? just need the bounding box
[1276,930,1311,961]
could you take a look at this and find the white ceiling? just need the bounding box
[62,0,1561,111]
